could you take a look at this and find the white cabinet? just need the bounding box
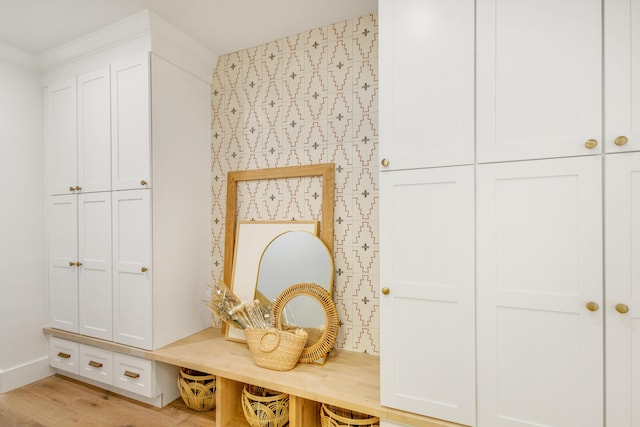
[77,67,111,192]
[111,56,151,191]
[476,0,602,162]
[49,336,178,403]
[48,192,112,340]
[605,0,640,153]
[378,0,474,171]
[379,166,475,425]
[46,79,77,195]
[49,337,80,374]
[47,68,111,195]
[605,152,640,426]
[47,54,211,354]
[48,195,79,332]
[112,189,153,349]
[476,156,603,427]
[79,345,113,386]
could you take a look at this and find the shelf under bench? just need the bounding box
[44,327,464,427]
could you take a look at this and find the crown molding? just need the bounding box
[0,43,38,69]
[37,10,152,70]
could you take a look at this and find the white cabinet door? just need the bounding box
[380,166,475,425]
[112,189,152,349]
[48,195,78,332]
[111,55,151,191]
[476,156,603,427]
[77,67,111,193]
[47,79,77,195]
[379,0,474,171]
[605,0,640,153]
[78,192,112,340]
[477,0,602,163]
[605,152,640,426]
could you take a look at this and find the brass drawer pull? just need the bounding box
[141,180,148,186]
[57,352,71,359]
[88,360,103,368]
[124,370,140,379]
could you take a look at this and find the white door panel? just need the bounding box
[605,0,640,153]
[379,0,474,170]
[477,156,603,427]
[380,166,475,425]
[605,152,640,426]
[48,195,78,332]
[112,189,152,349]
[477,0,602,162]
[111,55,151,191]
[47,79,77,195]
[77,67,111,192]
[78,192,112,340]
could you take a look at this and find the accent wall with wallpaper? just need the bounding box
[210,13,379,354]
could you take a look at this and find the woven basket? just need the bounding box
[320,404,380,427]
[177,367,216,411]
[244,328,308,371]
[241,384,289,427]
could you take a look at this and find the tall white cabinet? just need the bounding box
[379,0,476,425]
[380,0,640,426]
[45,10,214,407]
[605,153,640,426]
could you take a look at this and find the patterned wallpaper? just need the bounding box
[211,14,379,354]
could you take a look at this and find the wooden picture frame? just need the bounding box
[222,163,335,336]
[226,220,320,343]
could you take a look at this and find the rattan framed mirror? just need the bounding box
[271,282,339,364]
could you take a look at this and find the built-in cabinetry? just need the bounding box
[44,10,214,406]
[379,0,639,426]
[605,153,640,426]
[378,0,476,425]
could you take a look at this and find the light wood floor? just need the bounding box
[0,374,216,426]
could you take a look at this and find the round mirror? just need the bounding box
[255,230,335,363]
[271,283,339,364]
[255,230,333,306]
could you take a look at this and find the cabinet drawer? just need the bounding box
[113,353,154,397]
[50,337,80,374]
[79,344,113,385]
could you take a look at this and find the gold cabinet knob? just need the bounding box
[615,303,630,314]
[141,266,148,273]
[381,287,390,295]
[69,261,76,267]
[585,139,598,149]
[614,135,629,146]
[140,180,148,186]
[381,158,390,167]
[69,186,76,192]
[76,261,83,267]
[586,301,599,312]
[75,185,82,191]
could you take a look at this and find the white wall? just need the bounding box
[0,47,50,392]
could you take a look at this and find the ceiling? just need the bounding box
[0,0,378,56]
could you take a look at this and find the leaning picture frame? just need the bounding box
[226,220,320,343]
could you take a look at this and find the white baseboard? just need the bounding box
[0,356,53,393]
